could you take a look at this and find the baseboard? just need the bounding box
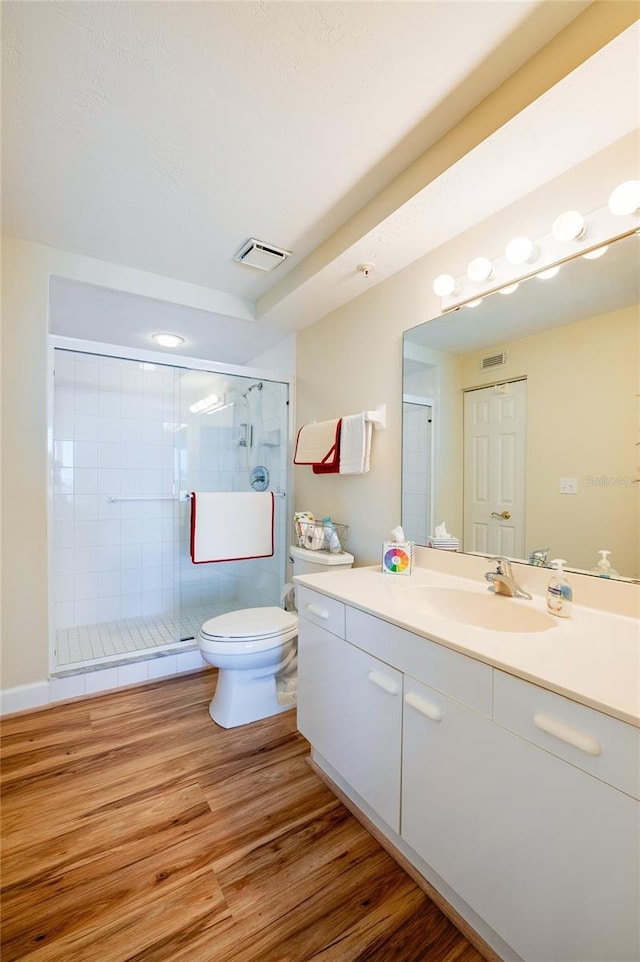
[0,681,52,716]
[0,656,210,718]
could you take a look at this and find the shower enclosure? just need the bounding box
[49,342,290,671]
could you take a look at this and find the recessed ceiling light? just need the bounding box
[152,333,184,348]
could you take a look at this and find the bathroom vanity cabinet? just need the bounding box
[296,584,640,962]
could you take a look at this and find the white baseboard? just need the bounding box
[0,649,207,717]
[0,681,52,715]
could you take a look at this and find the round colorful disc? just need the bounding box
[384,548,410,573]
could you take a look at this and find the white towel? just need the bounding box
[190,492,274,563]
[294,419,341,466]
[339,413,372,474]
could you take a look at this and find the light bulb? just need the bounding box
[608,180,640,216]
[552,210,586,242]
[537,266,561,280]
[505,236,537,265]
[466,257,493,283]
[582,245,609,260]
[498,283,519,295]
[433,274,458,297]
[465,298,483,309]
[152,333,185,348]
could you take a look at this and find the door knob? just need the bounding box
[491,511,511,520]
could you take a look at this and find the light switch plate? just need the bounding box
[559,477,578,494]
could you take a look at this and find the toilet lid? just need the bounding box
[201,606,297,641]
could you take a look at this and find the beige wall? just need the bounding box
[1,238,51,688]
[459,306,639,576]
[295,132,639,565]
[0,238,292,691]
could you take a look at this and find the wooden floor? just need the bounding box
[1,670,485,962]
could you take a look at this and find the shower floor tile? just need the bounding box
[55,604,235,667]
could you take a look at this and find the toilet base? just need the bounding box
[209,668,293,729]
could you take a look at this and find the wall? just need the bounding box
[0,238,295,698]
[295,135,639,565]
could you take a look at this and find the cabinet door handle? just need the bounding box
[404,691,442,722]
[305,603,329,619]
[533,713,601,756]
[367,670,399,696]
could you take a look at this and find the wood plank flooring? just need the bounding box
[1,670,486,962]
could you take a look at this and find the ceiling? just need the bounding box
[2,2,638,362]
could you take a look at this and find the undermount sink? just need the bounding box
[398,586,557,633]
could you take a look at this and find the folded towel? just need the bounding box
[190,491,274,563]
[339,413,372,475]
[294,419,341,468]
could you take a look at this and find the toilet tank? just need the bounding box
[289,545,354,577]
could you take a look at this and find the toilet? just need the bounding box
[199,545,354,728]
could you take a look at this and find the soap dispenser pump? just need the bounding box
[590,550,619,579]
[546,559,573,618]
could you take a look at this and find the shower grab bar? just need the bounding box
[107,492,287,503]
[107,496,187,503]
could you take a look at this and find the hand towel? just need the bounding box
[339,413,372,474]
[294,419,341,469]
[190,491,274,564]
[312,421,342,473]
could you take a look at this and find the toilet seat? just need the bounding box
[199,606,298,654]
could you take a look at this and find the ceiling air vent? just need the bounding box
[233,238,292,272]
[481,351,507,371]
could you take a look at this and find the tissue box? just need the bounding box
[382,541,414,575]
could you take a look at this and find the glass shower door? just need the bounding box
[175,370,290,641]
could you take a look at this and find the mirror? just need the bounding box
[402,231,640,581]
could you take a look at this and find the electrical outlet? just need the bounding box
[559,477,578,494]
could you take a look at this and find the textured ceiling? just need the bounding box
[3,1,586,303]
[4,1,638,364]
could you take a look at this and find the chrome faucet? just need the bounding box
[485,557,532,600]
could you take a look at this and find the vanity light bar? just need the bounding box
[437,191,640,312]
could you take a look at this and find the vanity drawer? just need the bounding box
[493,671,640,799]
[345,606,492,716]
[296,586,346,639]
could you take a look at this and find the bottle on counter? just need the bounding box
[590,550,620,579]
[546,559,573,618]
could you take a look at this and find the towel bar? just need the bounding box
[108,492,286,503]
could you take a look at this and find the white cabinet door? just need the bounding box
[402,676,639,962]
[298,617,402,832]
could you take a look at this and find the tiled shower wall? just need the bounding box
[52,350,290,663]
[52,351,180,634]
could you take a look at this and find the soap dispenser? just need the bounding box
[590,550,620,579]
[546,559,573,618]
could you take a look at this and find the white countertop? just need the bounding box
[294,565,640,728]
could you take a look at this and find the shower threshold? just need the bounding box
[53,604,231,672]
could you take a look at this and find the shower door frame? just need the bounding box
[47,334,294,675]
